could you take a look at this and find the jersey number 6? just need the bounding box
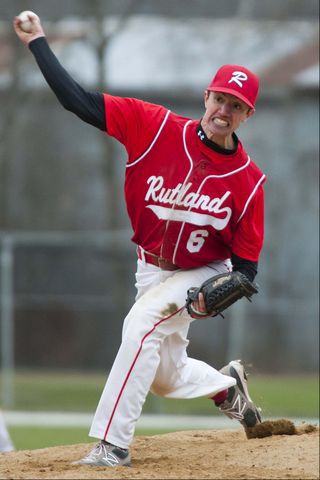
[186,229,209,253]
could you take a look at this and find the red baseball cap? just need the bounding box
[207,64,259,109]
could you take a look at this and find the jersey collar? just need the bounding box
[196,122,238,155]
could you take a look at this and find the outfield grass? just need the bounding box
[9,426,94,450]
[4,370,319,417]
[9,426,176,451]
[2,370,319,451]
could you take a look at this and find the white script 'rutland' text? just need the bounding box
[144,175,232,216]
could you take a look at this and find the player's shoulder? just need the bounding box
[131,97,167,114]
[126,98,189,128]
[136,100,191,125]
[104,93,165,116]
[104,94,191,123]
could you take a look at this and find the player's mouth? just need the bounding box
[212,117,229,128]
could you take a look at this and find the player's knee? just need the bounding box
[150,379,172,397]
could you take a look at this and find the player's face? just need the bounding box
[201,91,254,148]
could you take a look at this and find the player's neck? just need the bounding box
[204,128,234,149]
[218,135,235,150]
[197,123,238,154]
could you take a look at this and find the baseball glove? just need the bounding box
[186,271,259,318]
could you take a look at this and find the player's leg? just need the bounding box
[88,286,188,449]
[151,337,261,431]
[150,327,235,399]
[76,260,167,466]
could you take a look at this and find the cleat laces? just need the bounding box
[220,392,247,421]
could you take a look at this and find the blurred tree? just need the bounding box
[88,0,138,229]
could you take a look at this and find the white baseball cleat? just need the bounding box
[219,360,262,430]
[74,441,131,467]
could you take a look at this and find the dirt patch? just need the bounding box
[245,418,317,439]
[161,303,179,316]
[0,425,318,479]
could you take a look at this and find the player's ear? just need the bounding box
[247,108,255,119]
[243,108,255,122]
[204,90,210,106]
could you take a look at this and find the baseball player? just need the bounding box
[14,14,266,467]
[0,411,15,452]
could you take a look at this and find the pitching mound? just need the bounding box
[0,424,318,479]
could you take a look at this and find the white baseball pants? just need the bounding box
[89,258,236,448]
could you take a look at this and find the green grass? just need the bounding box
[245,376,320,418]
[3,370,319,417]
[3,371,105,412]
[2,370,319,450]
[9,426,94,450]
[9,427,174,451]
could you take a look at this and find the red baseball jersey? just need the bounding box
[103,95,266,267]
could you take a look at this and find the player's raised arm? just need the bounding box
[13,12,106,130]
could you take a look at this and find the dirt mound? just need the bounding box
[0,425,319,479]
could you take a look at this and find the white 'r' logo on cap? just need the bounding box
[228,71,248,88]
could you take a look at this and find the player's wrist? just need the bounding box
[27,33,46,46]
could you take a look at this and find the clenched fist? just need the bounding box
[13,11,45,45]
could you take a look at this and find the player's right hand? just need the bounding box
[188,292,210,319]
[13,14,45,45]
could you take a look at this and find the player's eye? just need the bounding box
[214,95,224,104]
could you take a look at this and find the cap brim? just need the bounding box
[207,86,255,109]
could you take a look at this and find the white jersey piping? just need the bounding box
[237,173,266,222]
[164,120,194,264]
[172,121,195,263]
[126,110,171,168]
